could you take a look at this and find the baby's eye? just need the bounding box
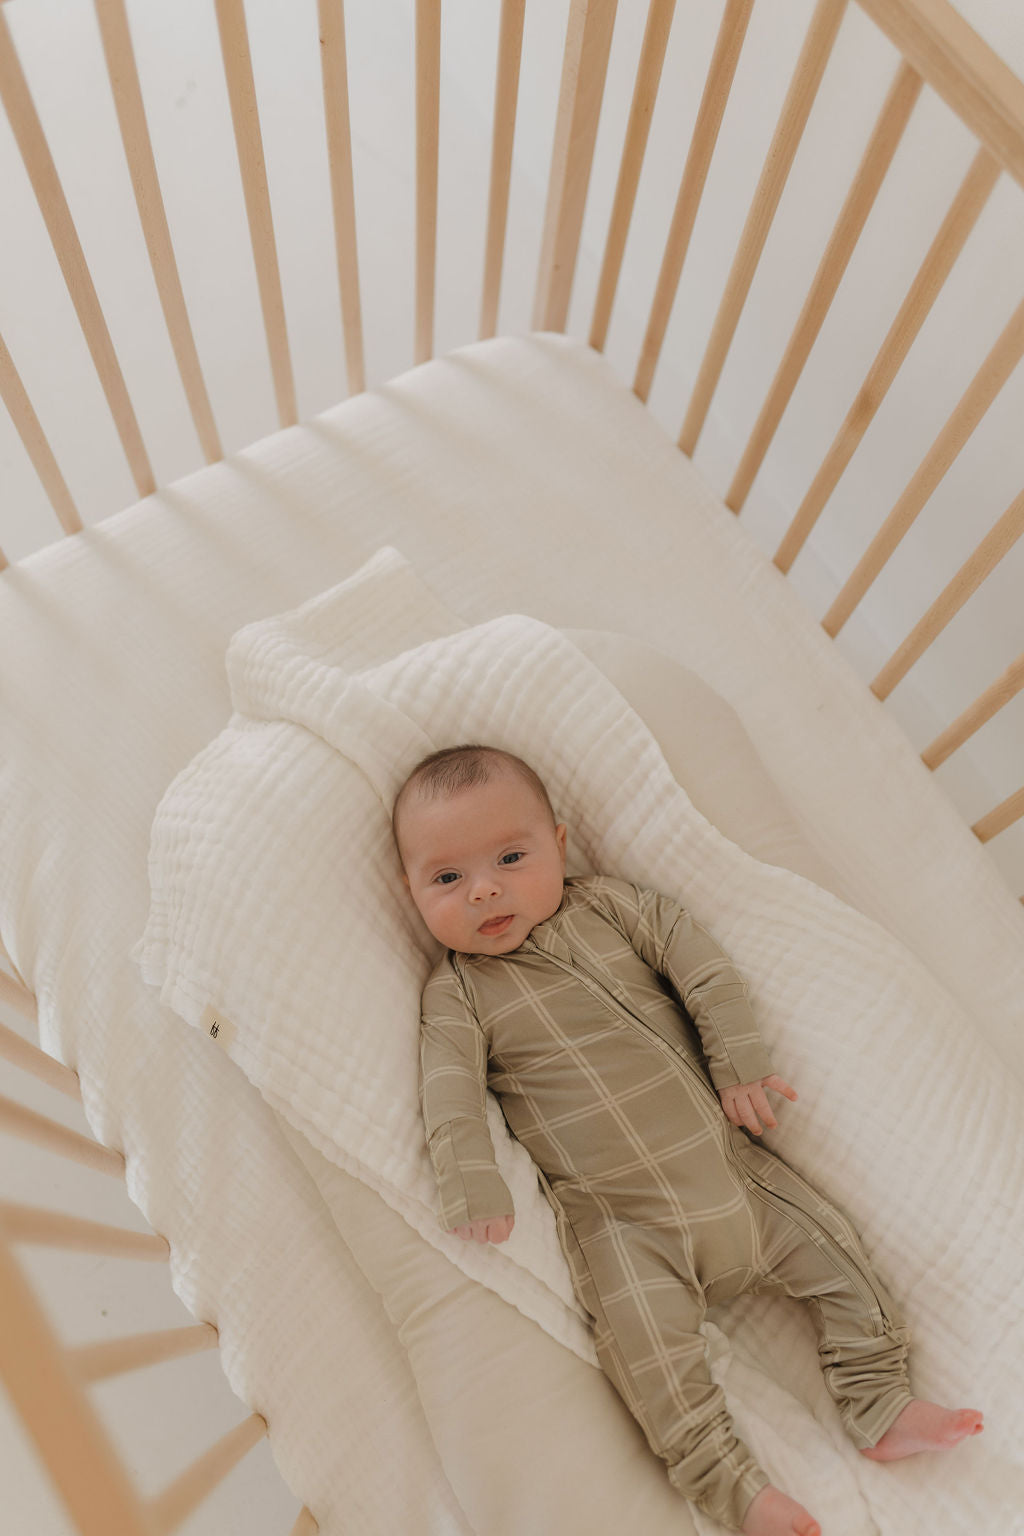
[500,852,524,865]
[435,872,459,885]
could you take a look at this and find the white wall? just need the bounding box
[1,1,1022,848]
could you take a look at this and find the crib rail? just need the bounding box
[0,1002,319,1536]
[0,0,1021,897]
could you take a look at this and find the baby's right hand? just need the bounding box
[449,1214,515,1244]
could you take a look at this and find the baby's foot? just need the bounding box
[860,1398,983,1462]
[741,1484,821,1536]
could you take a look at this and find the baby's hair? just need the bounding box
[392,743,556,856]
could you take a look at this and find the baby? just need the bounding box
[393,742,983,1536]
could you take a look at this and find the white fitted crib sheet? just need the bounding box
[2,333,1022,1536]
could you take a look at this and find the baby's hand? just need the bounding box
[449,1213,515,1244]
[719,1075,797,1136]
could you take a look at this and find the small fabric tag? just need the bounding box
[200,1003,237,1050]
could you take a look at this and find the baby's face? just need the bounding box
[398,772,567,955]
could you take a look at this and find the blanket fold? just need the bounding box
[136,544,1022,1532]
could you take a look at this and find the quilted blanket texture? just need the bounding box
[135,545,1022,1533]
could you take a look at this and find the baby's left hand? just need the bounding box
[719,1074,797,1136]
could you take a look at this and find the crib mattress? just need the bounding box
[2,332,1022,1535]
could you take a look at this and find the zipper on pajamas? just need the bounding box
[742,1173,885,1322]
[558,950,732,1116]
[554,950,887,1322]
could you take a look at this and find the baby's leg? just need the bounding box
[747,1162,915,1448]
[746,1155,982,1461]
[558,1214,774,1529]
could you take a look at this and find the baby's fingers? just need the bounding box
[732,1090,767,1136]
[764,1075,798,1103]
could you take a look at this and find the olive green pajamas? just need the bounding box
[419,876,911,1530]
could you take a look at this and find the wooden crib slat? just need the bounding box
[0,1231,158,1536]
[415,0,441,365]
[0,1020,83,1102]
[212,0,296,427]
[0,328,82,537]
[479,0,525,341]
[633,0,754,403]
[726,60,923,512]
[532,0,618,334]
[0,1094,125,1175]
[317,0,365,395]
[0,1199,170,1259]
[773,145,1000,573]
[589,0,675,353]
[822,292,1024,636]
[69,1323,219,1384]
[146,1411,267,1535]
[921,652,1024,769]
[677,0,848,455]
[93,0,222,464]
[0,10,154,498]
[972,785,1024,844]
[854,0,1024,190]
[871,487,1024,699]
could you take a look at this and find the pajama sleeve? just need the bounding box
[593,877,776,1092]
[419,958,515,1230]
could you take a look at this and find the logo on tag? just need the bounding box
[200,1003,237,1050]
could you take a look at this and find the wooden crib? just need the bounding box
[1,0,1022,1531]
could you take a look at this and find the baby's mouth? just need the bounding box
[478,914,514,936]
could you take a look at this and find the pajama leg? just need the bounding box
[745,1150,913,1450]
[554,1204,770,1531]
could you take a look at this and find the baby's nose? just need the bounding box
[468,872,501,901]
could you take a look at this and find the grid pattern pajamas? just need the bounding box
[419,875,912,1530]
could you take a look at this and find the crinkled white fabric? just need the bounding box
[137,543,1024,1534]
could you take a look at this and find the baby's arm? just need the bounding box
[420,962,515,1238]
[592,879,785,1098]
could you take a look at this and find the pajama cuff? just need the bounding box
[429,1115,515,1229]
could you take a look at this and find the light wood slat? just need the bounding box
[415,0,441,365]
[532,0,619,334]
[290,1509,319,1536]
[94,0,221,463]
[774,145,999,572]
[972,785,1024,843]
[480,0,526,340]
[0,10,154,497]
[0,327,82,537]
[871,487,1024,698]
[0,960,39,1022]
[0,1231,158,1536]
[727,59,923,511]
[0,1200,170,1259]
[146,1412,267,1534]
[634,0,754,402]
[0,1093,125,1174]
[921,652,1024,768]
[822,292,1024,636]
[589,0,675,352]
[854,0,1024,190]
[677,0,847,455]
[318,0,365,395]
[0,1020,82,1101]
[69,1323,219,1384]
[212,0,296,427]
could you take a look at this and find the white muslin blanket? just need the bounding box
[136,545,1023,1532]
